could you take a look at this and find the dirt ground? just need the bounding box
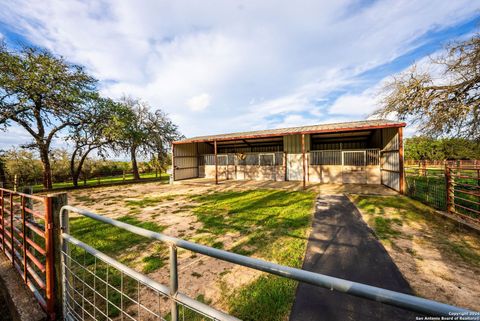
[349,194,480,311]
[66,179,479,317]
[68,180,309,316]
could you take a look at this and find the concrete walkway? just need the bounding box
[289,195,417,321]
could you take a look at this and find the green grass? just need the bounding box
[351,194,480,267]
[65,188,316,320]
[31,172,169,192]
[70,215,166,256]
[190,189,316,321]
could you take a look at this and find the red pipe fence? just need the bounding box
[0,187,56,319]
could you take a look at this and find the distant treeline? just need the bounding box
[404,136,480,161]
[0,148,167,187]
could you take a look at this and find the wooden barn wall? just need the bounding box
[368,129,382,148]
[173,143,198,180]
[380,127,400,191]
[219,145,282,153]
[283,134,310,153]
[197,142,214,154]
[312,141,367,150]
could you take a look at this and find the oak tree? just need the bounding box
[374,34,480,139]
[0,43,98,189]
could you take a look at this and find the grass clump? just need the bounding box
[190,189,315,321]
[70,215,166,259]
[142,255,165,273]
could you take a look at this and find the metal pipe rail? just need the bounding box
[60,205,477,320]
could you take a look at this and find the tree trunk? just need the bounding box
[71,147,95,188]
[0,158,6,185]
[131,146,140,180]
[39,146,53,189]
[70,148,78,187]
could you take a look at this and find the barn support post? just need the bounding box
[196,142,199,178]
[171,144,175,183]
[398,127,405,194]
[214,140,218,185]
[302,134,306,189]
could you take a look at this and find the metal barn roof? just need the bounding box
[174,119,406,144]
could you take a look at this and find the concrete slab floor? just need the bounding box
[174,178,398,195]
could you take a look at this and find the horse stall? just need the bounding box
[172,119,405,192]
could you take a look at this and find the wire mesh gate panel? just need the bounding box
[0,188,55,318]
[60,208,238,321]
[62,237,225,321]
[447,166,480,225]
[59,205,472,321]
[405,165,480,226]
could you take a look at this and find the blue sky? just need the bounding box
[0,0,479,150]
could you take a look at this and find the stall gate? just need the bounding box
[309,149,380,184]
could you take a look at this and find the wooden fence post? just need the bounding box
[49,192,68,320]
[421,160,427,177]
[445,165,454,213]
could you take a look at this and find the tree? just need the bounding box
[404,136,480,160]
[68,98,126,187]
[0,43,98,189]
[145,109,182,177]
[116,97,181,180]
[0,150,7,185]
[2,148,43,186]
[374,34,480,140]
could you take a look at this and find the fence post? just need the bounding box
[169,244,179,321]
[49,192,68,320]
[445,165,454,213]
[0,188,3,255]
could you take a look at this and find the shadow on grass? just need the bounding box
[190,189,316,321]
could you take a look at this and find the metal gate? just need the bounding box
[59,205,472,321]
[0,188,56,319]
[342,151,367,183]
[287,154,303,181]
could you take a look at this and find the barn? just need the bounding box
[171,119,406,192]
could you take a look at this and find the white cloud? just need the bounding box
[0,0,478,145]
[186,93,211,111]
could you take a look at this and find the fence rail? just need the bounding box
[405,165,480,226]
[0,187,55,319]
[405,159,480,167]
[60,205,475,320]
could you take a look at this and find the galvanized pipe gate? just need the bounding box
[59,205,477,321]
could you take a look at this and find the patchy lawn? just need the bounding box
[191,190,315,321]
[349,194,480,311]
[68,181,316,321]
